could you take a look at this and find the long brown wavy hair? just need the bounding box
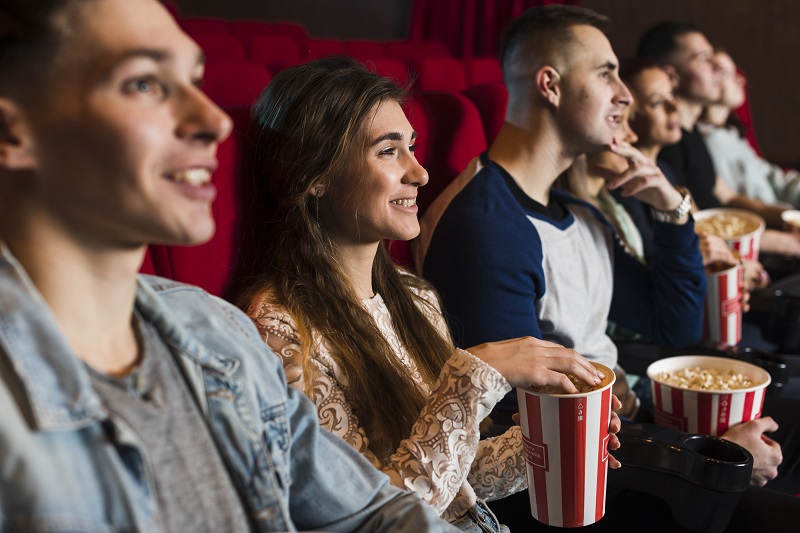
[231,57,455,461]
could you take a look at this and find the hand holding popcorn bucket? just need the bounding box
[517,362,615,528]
[694,208,766,262]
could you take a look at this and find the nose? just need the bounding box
[664,97,678,114]
[615,78,633,106]
[403,150,429,188]
[623,124,638,145]
[176,85,234,145]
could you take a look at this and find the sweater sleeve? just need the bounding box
[247,298,515,520]
[608,217,706,347]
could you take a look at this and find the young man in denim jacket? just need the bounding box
[0,1,457,531]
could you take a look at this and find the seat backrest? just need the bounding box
[305,39,347,60]
[245,34,305,73]
[461,81,508,144]
[191,32,246,63]
[385,40,450,63]
[181,18,231,35]
[367,58,410,87]
[465,57,503,86]
[405,91,487,213]
[203,61,271,107]
[346,40,386,61]
[416,57,467,92]
[148,106,251,297]
[233,21,308,44]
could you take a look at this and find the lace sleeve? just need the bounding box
[468,426,527,501]
[248,300,383,467]
[385,349,511,518]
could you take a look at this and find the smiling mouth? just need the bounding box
[170,168,212,186]
[390,198,417,207]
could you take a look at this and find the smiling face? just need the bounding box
[672,31,721,105]
[716,51,746,110]
[628,66,682,148]
[325,100,428,246]
[7,0,232,247]
[556,24,632,154]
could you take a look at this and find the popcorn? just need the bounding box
[695,213,760,239]
[656,366,755,391]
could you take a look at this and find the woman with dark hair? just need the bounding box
[233,56,619,531]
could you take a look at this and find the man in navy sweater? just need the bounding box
[418,5,800,526]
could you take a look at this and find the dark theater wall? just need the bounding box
[584,0,800,166]
[171,0,411,41]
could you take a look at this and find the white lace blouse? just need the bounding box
[247,285,527,522]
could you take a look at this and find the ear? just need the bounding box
[310,184,326,197]
[535,66,561,107]
[0,98,36,170]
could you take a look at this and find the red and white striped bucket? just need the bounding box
[517,363,615,528]
[694,208,766,262]
[703,263,743,348]
[647,356,771,436]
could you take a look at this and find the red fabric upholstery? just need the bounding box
[465,57,503,86]
[733,68,761,156]
[139,247,157,275]
[151,107,250,297]
[386,240,414,269]
[235,21,308,44]
[385,41,451,63]
[203,61,271,107]
[368,58,410,88]
[461,81,508,144]
[404,91,487,213]
[305,39,347,60]
[417,57,468,92]
[191,33,246,62]
[409,0,579,57]
[181,18,231,35]
[346,40,386,61]
[245,34,305,73]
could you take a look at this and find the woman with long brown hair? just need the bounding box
[232,57,619,531]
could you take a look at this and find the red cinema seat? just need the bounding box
[367,58,410,87]
[305,39,347,60]
[155,107,251,297]
[404,91,487,213]
[203,61,271,107]
[417,57,467,93]
[385,41,450,63]
[465,57,503,86]
[386,240,413,269]
[181,18,231,35]
[231,20,308,43]
[461,81,508,144]
[346,40,386,61]
[246,34,305,73]
[191,33,246,63]
[139,247,157,275]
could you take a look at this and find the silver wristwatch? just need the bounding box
[650,186,692,223]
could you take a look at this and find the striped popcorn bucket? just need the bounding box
[703,263,743,348]
[647,356,771,436]
[517,362,615,528]
[694,208,766,262]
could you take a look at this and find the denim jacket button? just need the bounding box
[261,506,277,520]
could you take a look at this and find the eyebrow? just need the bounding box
[596,61,618,71]
[368,131,418,147]
[102,48,205,78]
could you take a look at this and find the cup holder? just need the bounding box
[684,435,751,464]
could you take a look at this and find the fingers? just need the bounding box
[751,416,780,433]
[512,413,521,425]
[608,453,622,469]
[609,411,621,434]
[611,394,622,411]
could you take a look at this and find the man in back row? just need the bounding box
[641,21,800,255]
[0,0,456,530]
[419,4,799,531]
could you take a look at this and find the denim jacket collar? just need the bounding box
[0,242,238,432]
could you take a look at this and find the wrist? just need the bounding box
[650,186,692,224]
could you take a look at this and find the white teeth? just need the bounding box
[391,198,416,207]
[172,168,211,186]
